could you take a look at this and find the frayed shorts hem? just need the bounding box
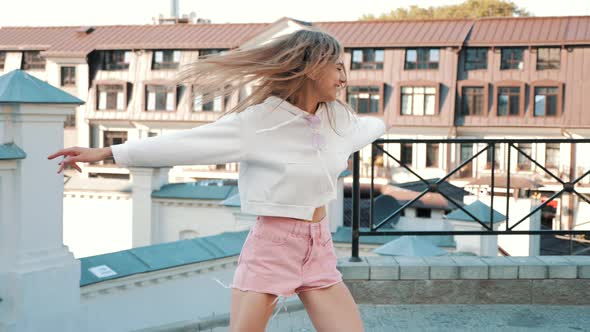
[296,279,343,294]
[230,278,343,298]
[230,284,297,298]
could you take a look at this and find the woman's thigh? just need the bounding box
[298,281,365,332]
[230,288,278,332]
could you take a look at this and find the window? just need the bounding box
[497,87,521,116]
[60,66,76,87]
[400,143,413,166]
[545,143,560,169]
[401,86,436,116]
[347,86,380,113]
[21,51,45,70]
[351,48,384,70]
[516,143,532,171]
[193,92,224,112]
[0,51,5,70]
[64,114,76,128]
[96,84,125,111]
[500,48,524,70]
[416,208,431,218]
[152,50,180,69]
[146,85,176,111]
[465,48,487,70]
[537,48,560,70]
[101,50,131,70]
[461,87,485,115]
[426,143,439,168]
[485,144,501,169]
[405,48,439,70]
[198,49,228,59]
[459,143,473,177]
[103,131,128,164]
[534,87,559,117]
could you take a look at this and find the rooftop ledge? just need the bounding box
[338,255,590,305]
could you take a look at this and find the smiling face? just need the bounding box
[312,57,347,102]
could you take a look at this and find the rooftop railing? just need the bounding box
[350,138,590,260]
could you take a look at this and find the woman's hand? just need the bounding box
[47,147,112,174]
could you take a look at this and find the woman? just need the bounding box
[48,28,386,331]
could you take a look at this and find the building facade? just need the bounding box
[1,16,589,230]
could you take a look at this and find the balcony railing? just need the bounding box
[350,138,590,260]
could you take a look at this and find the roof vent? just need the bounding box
[77,26,95,35]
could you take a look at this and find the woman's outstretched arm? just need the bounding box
[48,111,249,174]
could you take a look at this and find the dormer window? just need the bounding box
[101,50,131,70]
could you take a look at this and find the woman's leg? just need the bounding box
[229,288,278,332]
[298,281,365,332]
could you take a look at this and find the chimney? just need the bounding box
[170,0,179,18]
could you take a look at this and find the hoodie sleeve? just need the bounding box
[348,114,386,153]
[110,111,249,168]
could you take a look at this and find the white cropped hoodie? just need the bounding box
[111,96,386,220]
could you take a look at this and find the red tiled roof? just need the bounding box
[380,185,453,210]
[466,16,590,46]
[0,26,78,51]
[1,16,590,56]
[315,19,473,47]
[0,23,270,56]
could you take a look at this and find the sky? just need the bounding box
[0,0,589,27]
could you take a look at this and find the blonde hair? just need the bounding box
[175,27,356,135]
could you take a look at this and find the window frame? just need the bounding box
[400,142,413,167]
[345,81,384,115]
[198,49,228,58]
[425,143,440,168]
[60,66,76,87]
[516,143,533,171]
[530,80,563,117]
[494,80,526,117]
[398,80,440,117]
[404,48,439,70]
[94,80,128,112]
[484,144,502,170]
[349,48,385,70]
[544,143,560,170]
[459,143,474,178]
[464,47,488,71]
[416,208,432,219]
[102,130,128,164]
[500,48,525,70]
[100,50,131,71]
[21,50,46,70]
[152,49,181,70]
[144,80,178,112]
[457,80,489,116]
[191,86,227,113]
[536,47,561,70]
[0,51,6,70]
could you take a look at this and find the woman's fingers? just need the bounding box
[47,147,80,160]
[71,162,82,173]
[57,159,82,173]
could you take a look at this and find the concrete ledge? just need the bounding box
[338,255,590,305]
[337,257,369,280]
[365,256,399,280]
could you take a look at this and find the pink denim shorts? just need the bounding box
[231,214,343,298]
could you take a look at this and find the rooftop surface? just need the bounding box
[169,303,590,331]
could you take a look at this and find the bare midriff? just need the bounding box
[295,205,326,223]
